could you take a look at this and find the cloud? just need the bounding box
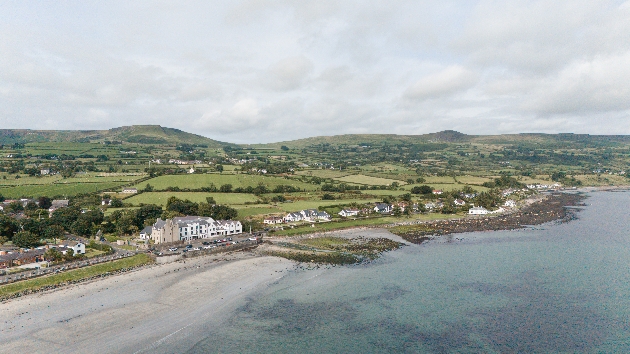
[0,1,628,142]
[264,56,314,91]
[404,65,478,100]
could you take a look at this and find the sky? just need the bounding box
[0,1,629,143]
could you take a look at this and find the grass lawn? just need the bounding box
[0,254,153,299]
[125,192,260,206]
[335,174,406,186]
[134,174,317,191]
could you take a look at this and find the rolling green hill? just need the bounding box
[0,125,231,147]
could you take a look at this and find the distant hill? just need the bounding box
[0,125,231,147]
[257,130,630,149]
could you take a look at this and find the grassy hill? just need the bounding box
[257,131,630,149]
[0,125,230,147]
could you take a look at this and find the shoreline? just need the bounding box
[0,250,296,353]
[391,191,588,244]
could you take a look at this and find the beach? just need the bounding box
[0,252,294,353]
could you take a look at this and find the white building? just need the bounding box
[338,209,359,217]
[150,216,242,244]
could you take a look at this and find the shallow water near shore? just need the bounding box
[188,191,630,353]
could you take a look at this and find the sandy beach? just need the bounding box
[0,252,294,353]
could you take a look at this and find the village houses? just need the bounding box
[150,216,242,244]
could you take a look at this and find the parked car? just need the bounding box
[193,247,200,251]
[186,244,193,249]
[202,241,210,245]
[168,247,178,252]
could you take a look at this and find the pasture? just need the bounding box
[124,192,260,206]
[335,174,406,186]
[134,174,317,191]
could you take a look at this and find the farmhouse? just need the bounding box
[122,187,138,194]
[150,216,242,244]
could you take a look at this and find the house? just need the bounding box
[122,187,138,194]
[338,209,359,217]
[468,206,489,215]
[424,202,436,210]
[48,199,69,215]
[300,209,319,221]
[454,199,466,206]
[40,169,50,175]
[263,216,284,224]
[504,200,517,207]
[150,216,242,244]
[374,203,393,214]
[316,211,331,221]
[432,190,443,195]
[283,212,303,223]
[60,242,86,255]
[139,226,152,240]
[0,249,46,268]
[188,167,195,174]
[102,199,111,206]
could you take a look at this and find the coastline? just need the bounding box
[391,191,588,244]
[0,251,295,353]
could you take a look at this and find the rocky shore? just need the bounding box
[391,192,587,244]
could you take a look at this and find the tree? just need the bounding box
[206,196,216,205]
[393,205,402,217]
[37,196,52,210]
[322,193,335,200]
[50,206,81,231]
[219,184,233,193]
[44,248,63,262]
[13,231,40,248]
[43,224,65,240]
[110,198,123,207]
[135,204,162,228]
[62,248,75,261]
[144,183,154,192]
[280,145,289,151]
[215,164,223,173]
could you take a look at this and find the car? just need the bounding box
[202,241,210,245]
[182,249,188,253]
[193,247,200,251]
[213,240,218,244]
[227,237,232,241]
[186,244,193,249]
[168,247,178,251]
[248,237,257,241]
[203,245,212,249]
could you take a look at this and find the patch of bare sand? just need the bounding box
[0,252,294,353]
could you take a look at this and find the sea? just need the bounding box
[188,190,630,353]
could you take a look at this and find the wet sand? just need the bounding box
[0,252,294,353]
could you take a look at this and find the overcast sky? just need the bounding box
[1,1,629,143]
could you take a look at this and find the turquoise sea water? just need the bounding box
[189,191,630,353]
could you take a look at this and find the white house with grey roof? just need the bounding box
[150,216,242,244]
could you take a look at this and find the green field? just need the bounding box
[233,205,283,217]
[295,169,354,178]
[125,192,260,206]
[134,174,317,191]
[335,174,407,186]
[0,181,128,198]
